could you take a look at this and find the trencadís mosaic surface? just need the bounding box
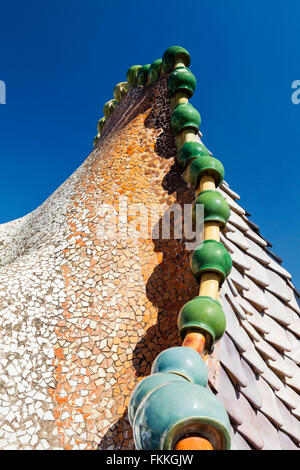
[0,48,299,450]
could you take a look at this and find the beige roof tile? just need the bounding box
[267,258,292,280]
[287,279,300,297]
[245,237,271,265]
[217,366,243,425]
[256,377,283,427]
[246,308,271,335]
[242,276,269,310]
[265,269,291,303]
[285,330,300,364]
[284,357,300,392]
[224,286,248,320]
[261,365,283,391]
[228,211,250,232]
[255,336,279,361]
[221,181,240,200]
[275,397,300,443]
[241,319,261,342]
[275,383,299,412]
[245,227,268,248]
[242,342,267,375]
[235,393,264,449]
[244,253,270,287]
[221,296,248,352]
[266,355,294,379]
[227,278,239,297]
[256,411,281,450]
[219,334,248,387]
[285,284,300,314]
[264,289,291,326]
[237,296,255,315]
[286,308,300,338]
[221,236,250,271]
[219,188,246,215]
[277,430,299,450]
[262,315,292,352]
[239,358,262,409]
[229,266,250,291]
[230,428,252,450]
[225,224,250,251]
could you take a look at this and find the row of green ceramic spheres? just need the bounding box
[178,141,233,335]
[128,48,233,450]
[175,141,232,358]
[166,56,233,351]
[94,46,198,146]
[177,147,232,351]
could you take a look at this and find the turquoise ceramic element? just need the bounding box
[178,141,210,168]
[190,240,232,284]
[168,67,196,98]
[97,117,106,134]
[162,46,191,72]
[103,99,117,119]
[114,82,128,102]
[151,347,208,387]
[128,372,187,427]
[171,103,201,136]
[149,59,163,84]
[182,155,225,188]
[127,65,142,86]
[193,190,230,229]
[133,381,231,450]
[137,64,151,86]
[178,296,226,351]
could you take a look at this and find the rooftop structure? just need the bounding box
[0,46,299,450]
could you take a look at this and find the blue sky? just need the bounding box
[0,0,299,286]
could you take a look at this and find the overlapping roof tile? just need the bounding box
[214,179,300,449]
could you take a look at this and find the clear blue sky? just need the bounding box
[0,0,299,286]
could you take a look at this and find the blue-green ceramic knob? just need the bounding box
[168,67,196,98]
[193,190,230,229]
[137,64,151,86]
[128,372,187,427]
[127,65,142,86]
[103,99,117,119]
[151,347,208,386]
[97,117,106,134]
[162,46,191,72]
[182,155,225,188]
[190,240,232,284]
[178,141,210,168]
[133,381,231,450]
[149,59,163,84]
[171,103,201,136]
[178,296,226,351]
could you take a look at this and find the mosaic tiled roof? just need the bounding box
[0,47,299,450]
